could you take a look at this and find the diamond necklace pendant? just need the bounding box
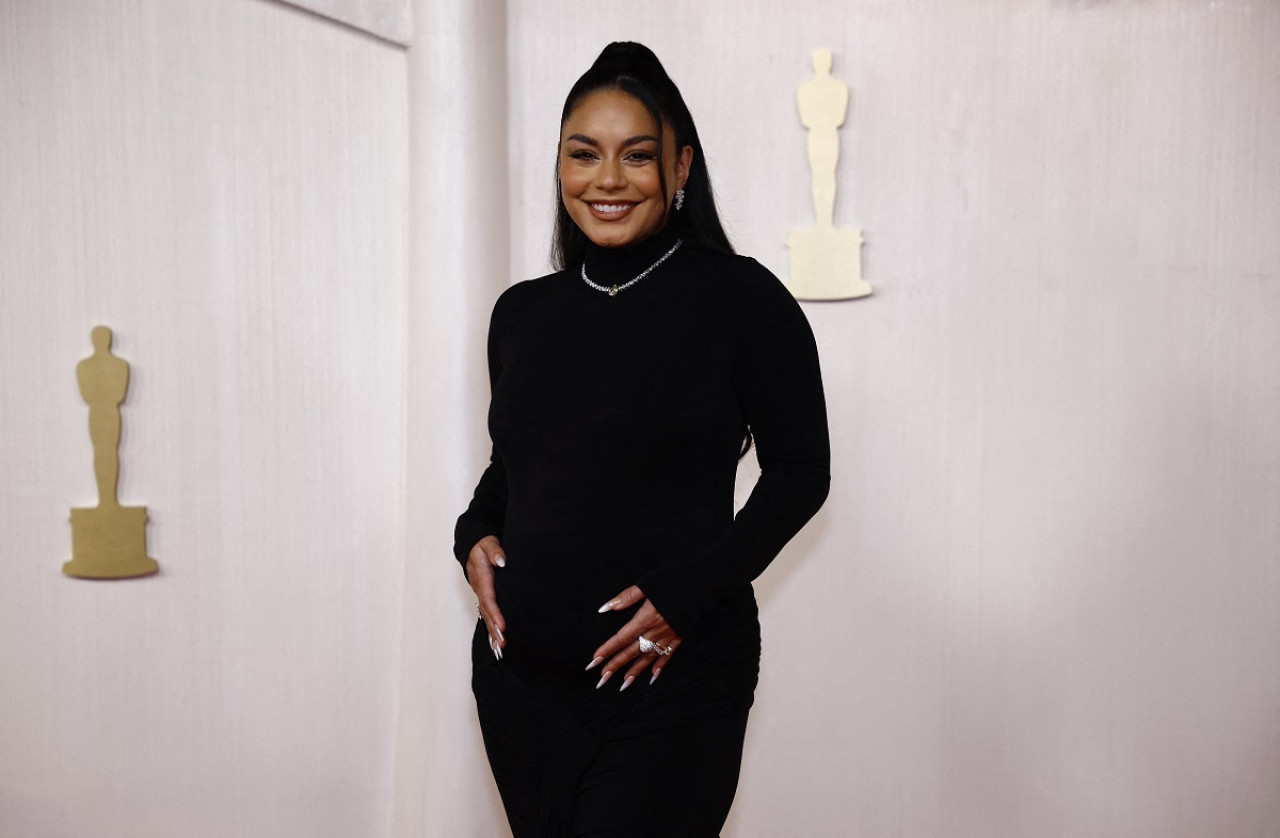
[581,239,683,298]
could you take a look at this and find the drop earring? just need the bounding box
[674,189,685,211]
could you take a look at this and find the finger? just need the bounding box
[618,653,654,691]
[587,598,675,670]
[615,634,681,691]
[596,585,644,613]
[648,638,680,682]
[587,611,647,671]
[467,560,507,647]
[594,640,642,689]
[479,597,506,645]
[475,596,505,659]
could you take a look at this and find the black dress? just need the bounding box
[455,224,830,837]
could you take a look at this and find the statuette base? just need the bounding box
[786,227,872,301]
[64,506,158,579]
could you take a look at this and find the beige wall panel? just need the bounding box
[503,2,1280,836]
[391,1,512,835]
[0,2,408,836]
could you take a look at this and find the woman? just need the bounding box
[455,42,830,837]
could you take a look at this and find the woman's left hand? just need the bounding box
[586,586,682,691]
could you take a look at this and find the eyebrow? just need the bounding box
[564,133,660,147]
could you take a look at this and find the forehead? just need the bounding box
[560,89,665,140]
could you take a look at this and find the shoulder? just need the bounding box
[685,244,808,327]
[491,269,575,323]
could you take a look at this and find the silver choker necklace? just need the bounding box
[581,238,683,297]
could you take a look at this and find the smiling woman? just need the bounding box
[454,42,830,837]
[558,89,692,249]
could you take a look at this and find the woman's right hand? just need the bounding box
[466,535,507,659]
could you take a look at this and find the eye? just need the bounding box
[625,150,657,163]
[567,149,598,162]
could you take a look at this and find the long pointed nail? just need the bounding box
[495,555,506,567]
[619,675,635,692]
[496,627,505,643]
[595,671,612,689]
[597,600,619,613]
[649,669,662,685]
[585,656,604,671]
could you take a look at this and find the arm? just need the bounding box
[453,289,511,570]
[453,293,513,656]
[453,448,508,572]
[638,261,831,638]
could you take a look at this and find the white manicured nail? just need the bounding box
[597,600,619,613]
[495,627,504,643]
[494,555,506,568]
[649,669,662,685]
[619,675,635,692]
[595,671,611,689]
[585,656,604,671]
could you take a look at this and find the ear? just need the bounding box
[675,144,693,191]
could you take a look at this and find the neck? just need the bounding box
[581,223,681,283]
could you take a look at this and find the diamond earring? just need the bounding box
[674,189,685,211]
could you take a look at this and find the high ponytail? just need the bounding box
[551,42,734,271]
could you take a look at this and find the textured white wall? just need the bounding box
[3,1,1277,837]
[0,2,408,836]
[276,0,412,45]
[390,1,511,836]
[504,2,1280,836]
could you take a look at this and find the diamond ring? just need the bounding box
[638,635,672,656]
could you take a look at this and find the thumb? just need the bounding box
[473,536,506,568]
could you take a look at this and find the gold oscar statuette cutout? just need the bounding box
[63,326,158,579]
[787,48,873,301]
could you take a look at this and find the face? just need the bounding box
[559,89,693,249]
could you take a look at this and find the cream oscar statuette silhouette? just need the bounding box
[64,326,158,579]
[787,48,873,301]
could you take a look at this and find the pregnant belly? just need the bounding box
[492,537,640,672]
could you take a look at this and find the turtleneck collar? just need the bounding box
[580,222,682,285]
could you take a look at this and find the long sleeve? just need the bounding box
[453,448,508,568]
[453,296,511,571]
[637,264,831,638]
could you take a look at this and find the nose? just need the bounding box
[596,155,626,190]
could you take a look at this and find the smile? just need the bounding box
[588,202,637,215]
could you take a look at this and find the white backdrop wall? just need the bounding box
[499,2,1280,837]
[0,1,408,836]
[391,1,511,836]
[276,0,412,46]
[2,1,1278,837]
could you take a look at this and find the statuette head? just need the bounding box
[812,48,833,74]
[91,325,113,351]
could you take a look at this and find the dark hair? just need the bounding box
[551,42,735,270]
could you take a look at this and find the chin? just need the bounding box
[589,230,638,248]
[580,220,664,249]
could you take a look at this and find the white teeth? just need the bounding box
[590,203,632,213]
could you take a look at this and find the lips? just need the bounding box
[588,201,637,216]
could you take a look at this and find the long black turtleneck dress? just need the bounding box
[455,223,830,836]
